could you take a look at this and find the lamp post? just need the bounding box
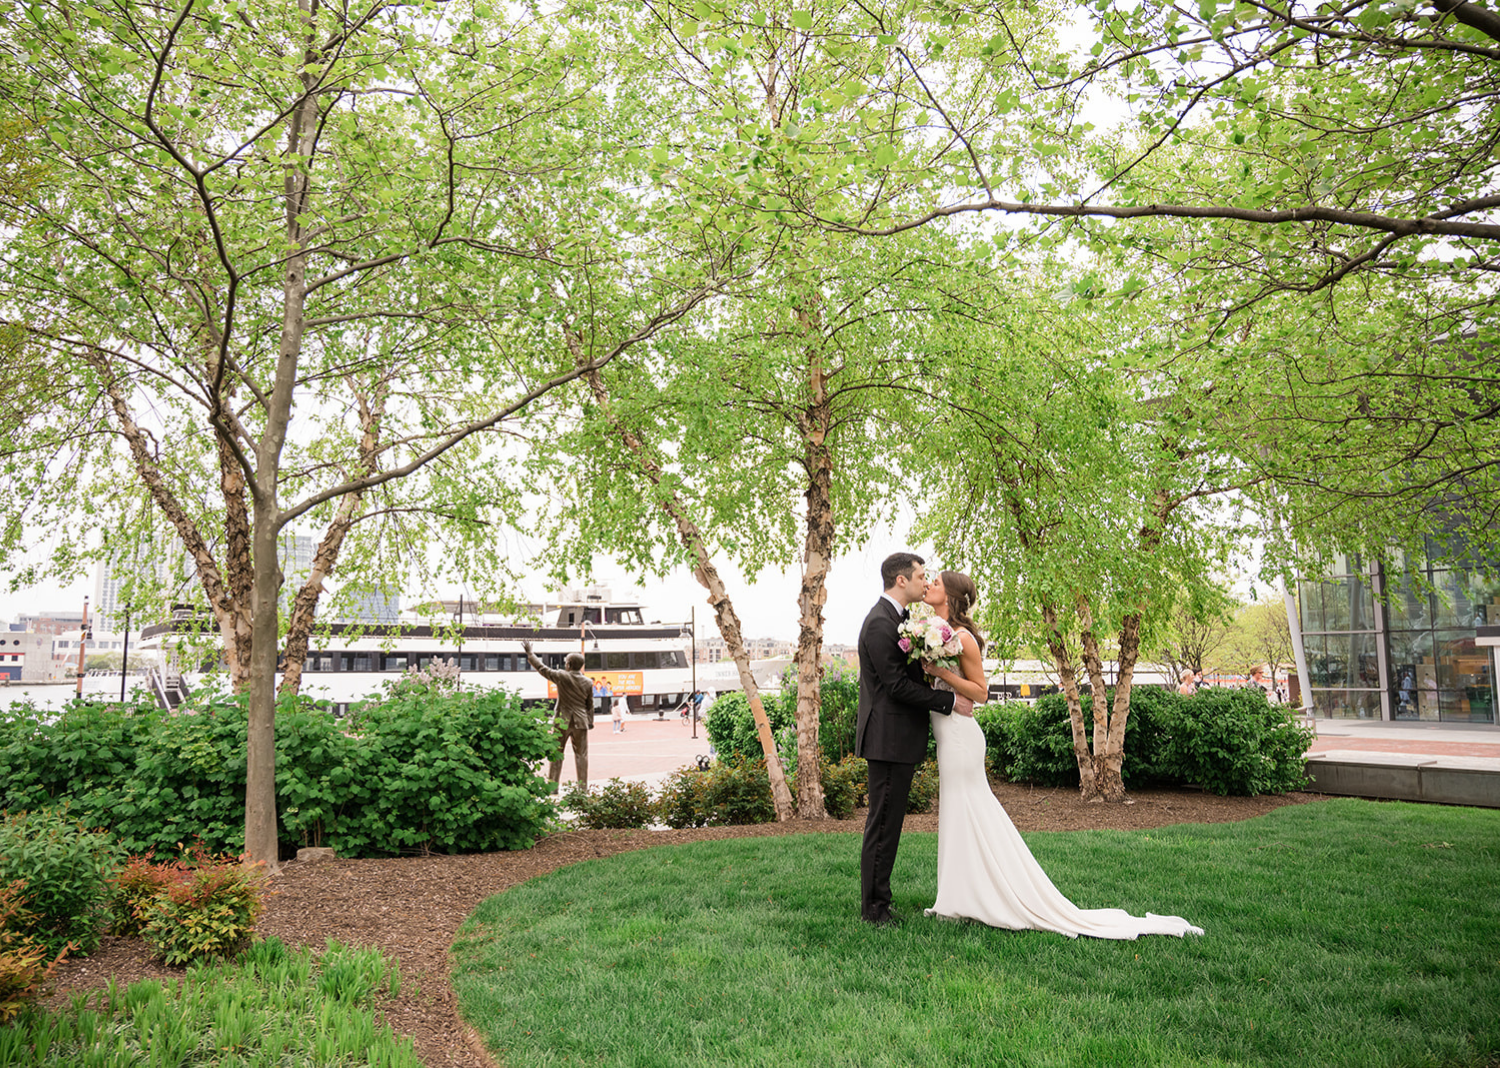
[580,619,604,719]
[120,603,131,703]
[682,606,697,738]
[74,596,91,697]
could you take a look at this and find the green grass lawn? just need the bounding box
[452,799,1500,1067]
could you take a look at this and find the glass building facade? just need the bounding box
[1298,553,1499,723]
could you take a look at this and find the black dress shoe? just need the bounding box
[864,909,902,927]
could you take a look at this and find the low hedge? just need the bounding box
[992,686,1312,795]
[0,688,557,859]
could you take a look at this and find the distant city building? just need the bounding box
[14,611,85,636]
[50,629,127,677]
[695,635,795,662]
[0,632,53,682]
[339,590,401,624]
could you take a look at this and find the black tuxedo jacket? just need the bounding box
[854,598,954,764]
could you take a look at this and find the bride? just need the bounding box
[918,570,1203,939]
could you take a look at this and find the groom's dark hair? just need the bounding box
[881,552,925,590]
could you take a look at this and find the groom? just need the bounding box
[856,552,973,926]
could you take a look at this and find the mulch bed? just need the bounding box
[47,784,1328,1068]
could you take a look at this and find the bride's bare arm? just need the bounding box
[925,631,988,705]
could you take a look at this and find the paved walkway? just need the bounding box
[1305,718,1500,764]
[543,710,1500,789]
[549,715,716,788]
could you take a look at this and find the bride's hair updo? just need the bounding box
[941,570,986,655]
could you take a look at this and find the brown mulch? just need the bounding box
[47,784,1327,1068]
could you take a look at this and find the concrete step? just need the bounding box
[1306,751,1500,808]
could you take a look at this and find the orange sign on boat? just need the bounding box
[547,670,643,698]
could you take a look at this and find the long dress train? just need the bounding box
[924,684,1203,939]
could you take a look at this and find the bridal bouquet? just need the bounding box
[897,603,962,675]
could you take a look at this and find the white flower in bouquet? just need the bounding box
[897,603,962,675]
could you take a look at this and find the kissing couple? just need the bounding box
[855,552,1203,939]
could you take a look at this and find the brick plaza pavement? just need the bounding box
[548,714,717,788]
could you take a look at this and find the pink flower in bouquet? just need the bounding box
[897,604,962,674]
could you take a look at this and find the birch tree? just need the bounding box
[0,0,731,866]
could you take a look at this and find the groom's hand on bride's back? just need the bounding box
[954,695,974,717]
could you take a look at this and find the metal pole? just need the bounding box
[75,596,90,697]
[690,605,697,739]
[120,604,131,702]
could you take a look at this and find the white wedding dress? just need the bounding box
[924,669,1203,939]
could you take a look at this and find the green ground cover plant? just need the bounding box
[0,937,416,1066]
[453,800,1499,1068]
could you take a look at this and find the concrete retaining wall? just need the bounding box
[1306,753,1500,808]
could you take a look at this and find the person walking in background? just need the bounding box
[1248,665,1273,697]
[523,640,595,791]
[612,691,626,733]
[1177,668,1198,696]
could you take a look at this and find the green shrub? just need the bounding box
[906,760,939,814]
[561,779,656,830]
[790,756,862,820]
[337,686,557,856]
[0,808,121,956]
[836,755,868,809]
[657,758,777,829]
[706,667,864,767]
[973,703,1012,779]
[998,686,1312,796]
[0,700,160,819]
[140,845,268,965]
[655,768,707,829]
[108,852,179,937]
[1155,688,1314,796]
[810,667,860,763]
[703,692,793,764]
[2,688,559,861]
[999,696,1083,787]
[1002,689,1178,788]
[0,880,66,1022]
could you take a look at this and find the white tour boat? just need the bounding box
[137,587,705,716]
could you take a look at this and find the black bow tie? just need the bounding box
[900,607,910,621]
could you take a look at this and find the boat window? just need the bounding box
[460,654,478,672]
[349,654,372,672]
[631,651,660,670]
[484,655,499,671]
[584,652,602,670]
[384,654,407,672]
[639,694,656,707]
[605,651,628,670]
[660,651,685,668]
[314,655,334,672]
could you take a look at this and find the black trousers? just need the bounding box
[860,758,917,921]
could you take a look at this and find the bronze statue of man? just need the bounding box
[522,640,595,791]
